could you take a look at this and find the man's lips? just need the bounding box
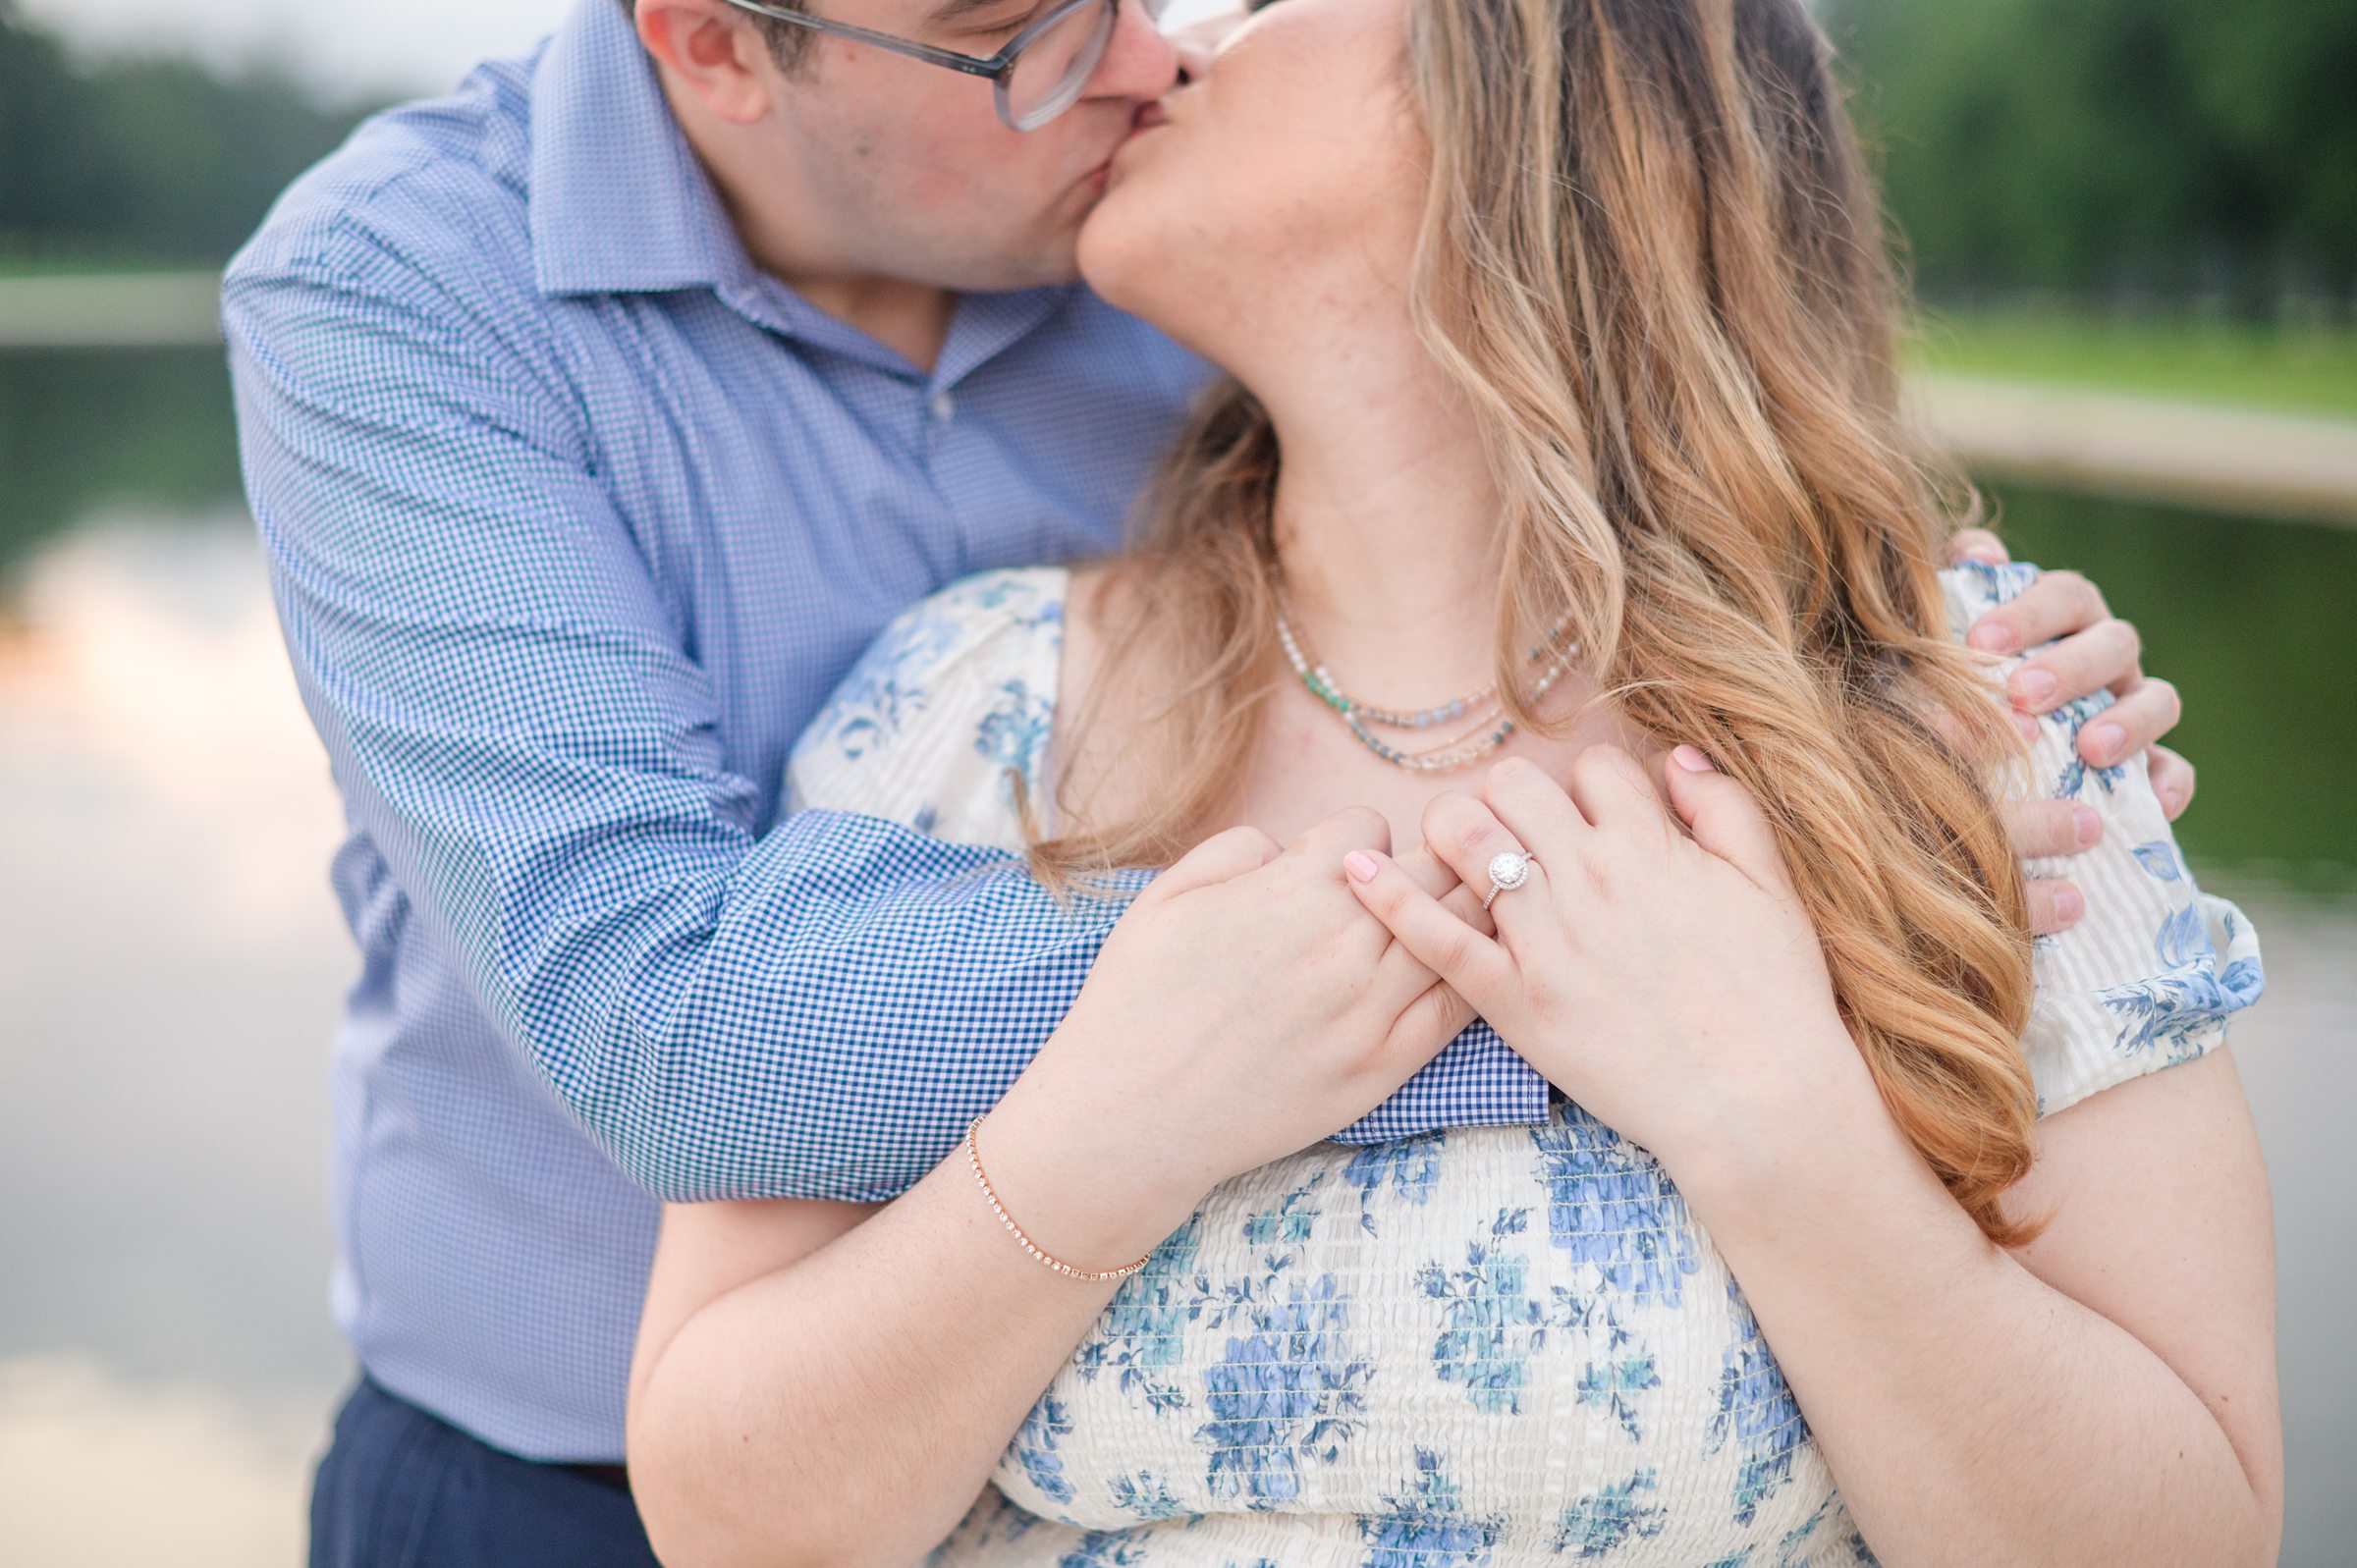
[1087,101,1171,187]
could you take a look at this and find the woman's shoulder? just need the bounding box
[1936,556,2267,1116]
[786,566,1069,850]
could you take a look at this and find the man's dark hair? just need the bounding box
[617,0,817,74]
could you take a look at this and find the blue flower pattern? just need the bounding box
[1014,1395,1080,1513]
[791,567,2262,1567]
[1344,1131,1449,1237]
[1552,1469,1668,1557]
[1570,1311,1664,1445]
[1356,1450,1507,1568]
[1418,1209,1548,1415]
[2098,902,2266,1060]
[1193,1179,1376,1506]
[795,569,1065,815]
[1705,1282,1807,1527]
[1530,1109,1700,1310]
[1074,1222,1209,1419]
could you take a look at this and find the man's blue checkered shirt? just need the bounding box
[223,0,1551,1461]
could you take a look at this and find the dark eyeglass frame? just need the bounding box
[718,0,1161,132]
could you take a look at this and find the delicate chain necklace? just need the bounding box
[1274,591,1579,774]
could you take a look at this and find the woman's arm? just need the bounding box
[1346,746,2279,1567]
[627,1096,1138,1568]
[1673,1042,2279,1568]
[627,820,1483,1568]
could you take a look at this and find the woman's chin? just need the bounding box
[1076,166,1233,363]
[1073,186,1159,316]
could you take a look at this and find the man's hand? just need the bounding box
[1947,530,2194,934]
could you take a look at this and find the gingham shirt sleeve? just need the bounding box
[225,233,1126,1205]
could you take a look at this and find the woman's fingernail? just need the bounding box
[1672,744,1717,773]
[1968,622,2015,653]
[2009,668,2057,708]
[2014,711,2041,741]
[2085,723,2125,764]
[1343,850,1381,884]
[2053,886,2085,926]
[2072,805,2101,846]
[2161,786,2185,818]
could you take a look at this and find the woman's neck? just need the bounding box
[1256,319,1509,701]
[1063,308,1624,854]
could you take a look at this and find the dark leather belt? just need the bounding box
[569,1462,631,1493]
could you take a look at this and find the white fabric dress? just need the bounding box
[785,560,2264,1568]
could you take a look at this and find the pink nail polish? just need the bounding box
[1968,622,2014,653]
[2054,886,2085,925]
[2014,711,2040,741]
[2085,723,2125,764]
[2010,669,2057,707]
[1672,744,1717,773]
[1344,850,1381,884]
[2072,805,2101,846]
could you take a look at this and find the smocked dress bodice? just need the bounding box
[786,562,2263,1568]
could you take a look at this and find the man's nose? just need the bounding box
[1086,0,1186,102]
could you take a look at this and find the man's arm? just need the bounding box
[226,234,1134,1205]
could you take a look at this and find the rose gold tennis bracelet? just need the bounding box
[964,1112,1153,1282]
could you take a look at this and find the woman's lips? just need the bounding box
[1104,100,1170,173]
[1087,101,1170,189]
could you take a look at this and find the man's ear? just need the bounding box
[635,0,780,125]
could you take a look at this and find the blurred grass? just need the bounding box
[1909,309,2357,420]
[0,347,242,572]
[1989,481,2357,892]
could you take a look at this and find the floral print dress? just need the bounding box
[786,561,2265,1568]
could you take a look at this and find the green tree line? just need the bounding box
[1824,0,2357,310]
[1,0,2351,302]
[0,0,374,268]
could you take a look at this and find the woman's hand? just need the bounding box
[1339,747,1867,1173]
[629,816,1486,1568]
[982,809,1483,1270]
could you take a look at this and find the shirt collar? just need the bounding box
[527,0,1084,384]
[530,0,756,300]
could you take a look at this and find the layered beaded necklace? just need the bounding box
[1274,592,1580,773]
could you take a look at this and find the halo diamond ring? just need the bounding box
[1482,850,1538,911]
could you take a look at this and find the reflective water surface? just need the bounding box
[2,349,2350,1564]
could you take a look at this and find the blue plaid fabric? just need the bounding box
[224,0,1551,1462]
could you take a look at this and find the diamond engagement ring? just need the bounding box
[1481,850,1538,911]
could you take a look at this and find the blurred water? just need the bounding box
[0,349,2350,1565]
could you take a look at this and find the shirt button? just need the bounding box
[930,389,956,423]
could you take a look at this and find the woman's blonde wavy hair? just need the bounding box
[1033,0,2047,1246]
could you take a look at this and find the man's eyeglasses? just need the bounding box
[719,0,1176,132]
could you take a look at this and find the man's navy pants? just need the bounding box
[309,1376,663,1568]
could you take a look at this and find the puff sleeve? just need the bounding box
[1942,561,2266,1118]
[787,567,1069,853]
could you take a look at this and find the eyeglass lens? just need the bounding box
[1004,0,1122,129]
